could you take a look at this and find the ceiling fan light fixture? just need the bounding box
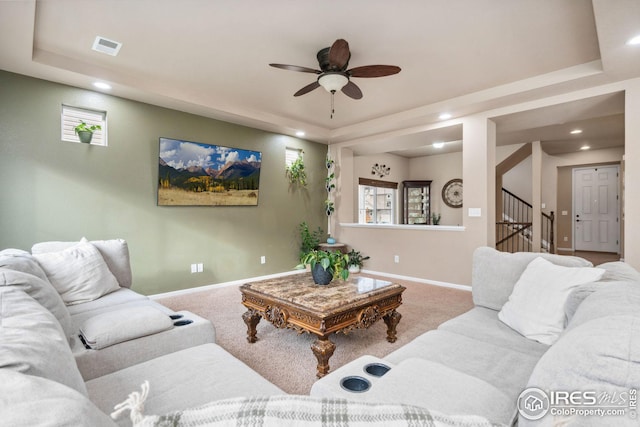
[318,73,349,93]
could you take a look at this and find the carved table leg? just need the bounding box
[311,336,336,378]
[383,309,402,343]
[242,309,261,343]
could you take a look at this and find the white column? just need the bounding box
[532,140,542,252]
[624,80,640,268]
[462,115,496,247]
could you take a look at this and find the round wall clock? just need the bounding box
[442,178,463,208]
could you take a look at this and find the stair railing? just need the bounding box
[496,188,554,253]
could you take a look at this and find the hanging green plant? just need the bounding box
[325,200,335,216]
[325,173,335,192]
[326,156,335,170]
[286,152,307,186]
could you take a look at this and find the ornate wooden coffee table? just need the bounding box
[240,273,405,378]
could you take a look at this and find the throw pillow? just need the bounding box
[471,246,593,311]
[33,240,120,305]
[498,257,604,345]
[32,238,132,288]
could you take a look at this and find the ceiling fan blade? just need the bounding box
[269,63,321,74]
[348,65,401,78]
[328,39,350,70]
[294,81,320,97]
[342,81,363,100]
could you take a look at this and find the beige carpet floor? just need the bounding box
[156,274,474,395]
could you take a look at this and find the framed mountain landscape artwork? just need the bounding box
[158,137,262,206]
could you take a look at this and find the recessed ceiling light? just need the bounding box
[570,129,583,134]
[580,145,590,150]
[93,82,112,90]
[627,35,640,45]
[295,131,305,137]
[438,113,452,120]
[432,142,445,149]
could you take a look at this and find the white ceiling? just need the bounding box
[1,0,638,156]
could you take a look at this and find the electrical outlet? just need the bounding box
[394,255,400,263]
[190,264,197,274]
[564,236,568,242]
[197,263,203,273]
[260,256,266,264]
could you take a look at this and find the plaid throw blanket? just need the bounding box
[113,383,505,427]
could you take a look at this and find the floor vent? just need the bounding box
[92,36,122,56]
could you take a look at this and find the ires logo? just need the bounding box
[518,388,637,421]
[550,391,597,406]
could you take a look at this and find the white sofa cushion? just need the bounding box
[0,248,50,282]
[80,306,173,350]
[0,287,88,396]
[67,287,149,317]
[32,238,132,288]
[521,314,640,426]
[0,267,74,341]
[33,240,120,305]
[472,247,593,311]
[566,280,640,333]
[364,358,516,425]
[0,370,116,427]
[498,257,604,345]
[86,343,285,422]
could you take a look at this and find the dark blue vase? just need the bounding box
[311,264,333,285]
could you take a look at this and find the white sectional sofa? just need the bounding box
[0,239,284,426]
[311,247,640,427]
[4,240,638,426]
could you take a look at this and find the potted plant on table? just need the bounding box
[298,249,349,285]
[74,121,102,144]
[346,249,370,274]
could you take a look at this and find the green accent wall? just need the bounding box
[0,70,327,295]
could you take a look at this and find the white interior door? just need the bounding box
[573,166,620,253]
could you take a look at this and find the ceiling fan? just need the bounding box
[269,39,401,103]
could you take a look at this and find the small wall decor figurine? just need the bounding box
[371,163,390,178]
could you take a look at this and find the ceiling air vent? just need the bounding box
[92,36,122,56]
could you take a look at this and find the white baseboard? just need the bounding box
[150,268,471,300]
[149,269,305,300]
[556,247,574,252]
[361,269,472,292]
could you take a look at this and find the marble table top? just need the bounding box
[242,273,401,312]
